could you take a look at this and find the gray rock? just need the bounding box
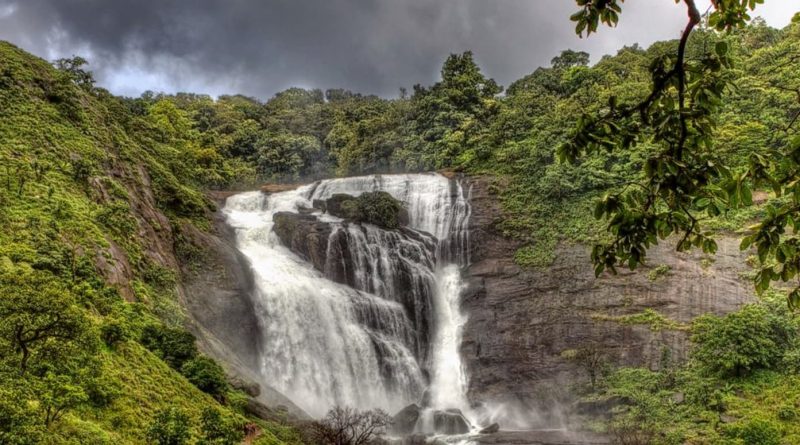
[433,409,470,435]
[419,388,432,407]
[392,404,421,435]
[228,375,260,397]
[460,175,756,420]
[479,423,500,434]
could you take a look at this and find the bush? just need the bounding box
[199,407,244,445]
[140,324,198,369]
[147,407,191,445]
[723,417,782,445]
[180,356,229,400]
[100,319,131,347]
[691,304,793,377]
[354,191,405,229]
[0,385,44,445]
[327,192,405,229]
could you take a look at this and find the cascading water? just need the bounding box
[223,173,473,424]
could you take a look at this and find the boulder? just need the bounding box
[433,409,470,435]
[419,388,432,407]
[228,375,260,397]
[392,404,422,435]
[272,212,333,272]
[479,423,500,434]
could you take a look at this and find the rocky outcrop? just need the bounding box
[273,211,333,272]
[179,201,310,420]
[479,423,500,434]
[460,176,754,423]
[271,210,437,362]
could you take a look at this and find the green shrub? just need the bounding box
[100,319,131,347]
[147,407,191,445]
[723,417,782,445]
[0,385,44,445]
[199,407,244,445]
[180,356,229,400]
[647,264,671,281]
[328,192,405,229]
[777,405,797,421]
[354,191,404,229]
[140,324,198,369]
[691,304,794,377]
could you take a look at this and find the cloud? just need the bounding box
[0,0,795,99]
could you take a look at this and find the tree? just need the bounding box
[53,56,95,90]
[691,303,794,377]
[147,407,191,445]
[198,407,244,445]
[310,406,392,445]
[37,372,89,427]
[180,356,229,400]
[398,51,502,170]
[0,270,93,374]
[560,1,800,305]
[0,383,44,444]
[140,324,198,370]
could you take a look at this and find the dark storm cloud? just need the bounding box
[0,0,796,99]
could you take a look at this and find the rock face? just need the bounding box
[180,196,309,420]
[272,211,333,272]
[271,210,438,362]
[459,176,755,423]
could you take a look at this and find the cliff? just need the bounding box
[460,176,754,423]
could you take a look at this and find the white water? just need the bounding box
[223,173,472,420]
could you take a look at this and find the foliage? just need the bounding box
[181,356,230,401]
[347,191,405,229]
[198,407,244,445]
[722,416,782,445]
[147,407,191,445]
[562,0,800,306]
[691,303,795,377]
[587,294,800,444]
[140,324,199,369]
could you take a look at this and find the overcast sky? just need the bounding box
[0,1,797,100]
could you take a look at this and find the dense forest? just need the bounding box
[1,9,800,445]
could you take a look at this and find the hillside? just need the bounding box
[0,41,301,444]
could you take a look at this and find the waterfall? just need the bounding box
[223,173,472,421]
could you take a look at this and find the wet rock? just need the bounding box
[401,434,427,445]
[479,423,500,434]
[228,375,260,397]
[433,409,470,435]
[272,212,333,272]
[392,404,421,435]
[420,388,432,407]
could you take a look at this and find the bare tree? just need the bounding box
[310,407,392,445]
